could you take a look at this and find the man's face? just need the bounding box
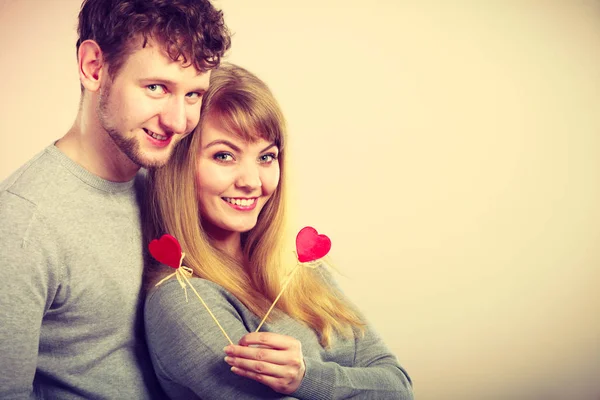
[97,40,211,168]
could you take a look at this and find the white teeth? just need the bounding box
[145,129,167,141]
[225,198,256,207]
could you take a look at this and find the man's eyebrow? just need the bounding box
[140,78,207,92]
[141,77,176,85]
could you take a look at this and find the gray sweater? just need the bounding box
[145,275,414,399]
[0,145,162,399]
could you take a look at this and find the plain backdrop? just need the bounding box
[1,1,599,399]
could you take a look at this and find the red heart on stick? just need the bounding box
[296,226,331,263]
[148,234,182,269]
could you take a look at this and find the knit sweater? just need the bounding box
[0,145,162,399]
[145,274,414,399]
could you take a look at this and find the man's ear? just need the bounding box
[78,39,107,92]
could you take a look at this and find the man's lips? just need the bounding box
[143,128,169,141]
[143,128,172,148]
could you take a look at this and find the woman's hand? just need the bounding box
[223,332,306,395]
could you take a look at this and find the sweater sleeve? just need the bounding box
[292,326,414,400]
[0,192,58,398]
[291,267,414,400]
[144,278,298,400]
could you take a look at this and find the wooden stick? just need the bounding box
[255,263,301,332]
[179,271,234,345]
[155,272,177,287]
[154,252,233,345]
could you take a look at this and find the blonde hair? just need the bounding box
[145,63,364,347]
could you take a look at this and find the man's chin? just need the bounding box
[131,150,174,169]
[136,158,169,169]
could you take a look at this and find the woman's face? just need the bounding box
[195,116,280,238]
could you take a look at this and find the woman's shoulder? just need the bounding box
[144,276,250,326]
[144,276,254,345]
[146,275,236,309]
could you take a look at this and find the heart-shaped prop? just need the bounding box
[151,234,234,345]
[149,234,182,269]
[295,226,331,263]
[255,226,332,333]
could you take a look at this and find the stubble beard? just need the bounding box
[97,82,172,169]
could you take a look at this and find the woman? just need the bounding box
[143,63,414,399]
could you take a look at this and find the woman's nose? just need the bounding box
[235,163,262,191]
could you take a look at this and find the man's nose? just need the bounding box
[160,97,187,134]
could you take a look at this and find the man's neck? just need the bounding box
[56,109,139,183]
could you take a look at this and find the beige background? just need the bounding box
[1,1,599,399]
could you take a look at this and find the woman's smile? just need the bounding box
[222,197,258,211]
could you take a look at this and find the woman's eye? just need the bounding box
[259,153,278,164]
[214,152,234,162]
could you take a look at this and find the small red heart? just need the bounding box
[296,226,331,263]
[148,234,182,269]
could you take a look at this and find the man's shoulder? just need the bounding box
[0,147,62,240]
[0,146,63,206]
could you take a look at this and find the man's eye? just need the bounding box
[186,92,202,99]
[147,84,166,94]
[214,152,234,162]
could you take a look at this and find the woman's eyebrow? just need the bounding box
[260,143,277,153]
[205,139,241,152]
[205,140,277,153]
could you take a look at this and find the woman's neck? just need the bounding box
[207,228,244,262]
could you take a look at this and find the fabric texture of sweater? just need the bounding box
[145,272,414,400]
[0,145,163,399]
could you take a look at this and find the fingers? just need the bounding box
[225,352,302,378]
[237,331,297,349]
[225,345,290,366]
[229,365,302,395]
[223,332,306,394]
[224,333,301,364]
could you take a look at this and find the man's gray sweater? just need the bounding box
[0,145,162,398]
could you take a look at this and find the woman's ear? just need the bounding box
[78,39,106,92]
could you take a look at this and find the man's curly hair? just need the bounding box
[77,0,231,77]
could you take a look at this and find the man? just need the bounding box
[0,0,230,397]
